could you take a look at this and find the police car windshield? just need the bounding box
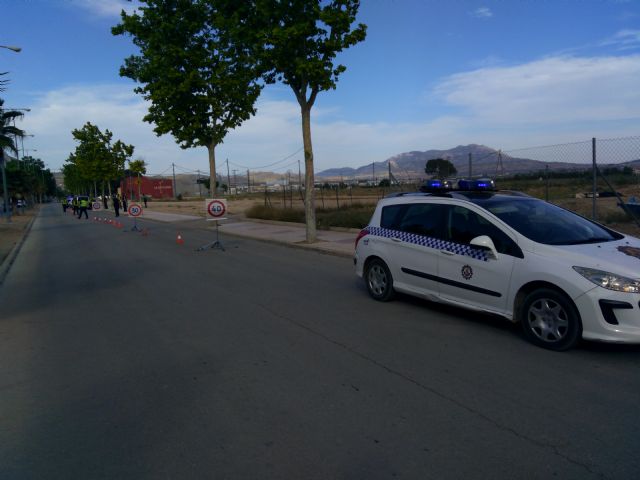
[471,196,623,245]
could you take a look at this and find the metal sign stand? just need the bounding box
[197,220,225,251]
[129,217,142,232]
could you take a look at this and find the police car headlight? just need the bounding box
[573,267,640,293]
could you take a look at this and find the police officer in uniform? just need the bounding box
[113,195,121,217]
[78,196,89,219]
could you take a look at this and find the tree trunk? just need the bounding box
[207,141,217,197]
[301,104,316,243]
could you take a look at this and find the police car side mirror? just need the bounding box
[470,235,498,259]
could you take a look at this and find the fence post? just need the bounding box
[592,137,597,221]
[545,165,549,201]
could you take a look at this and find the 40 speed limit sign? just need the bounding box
[206,199,227,220]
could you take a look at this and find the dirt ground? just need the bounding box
[0,207,38,266]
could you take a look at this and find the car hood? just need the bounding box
[551,236,640,278]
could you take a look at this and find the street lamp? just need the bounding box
[0,45,21,53]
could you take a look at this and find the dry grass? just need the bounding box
[0,207,38,265]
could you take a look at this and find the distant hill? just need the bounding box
[316,144,593,181]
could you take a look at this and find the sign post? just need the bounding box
[128,203,143,231]
[197,198,227,251]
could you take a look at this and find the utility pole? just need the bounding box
[247,169,251,194]
[372,161,375,186]
[545,165,549,201]
[172,163,177,199]
[232,170,237,195]
[197,169,202,198]
[226,159,231,196]
[592,138,597,221]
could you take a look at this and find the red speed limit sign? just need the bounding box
[128,203,143,217]
[206,199,227,219]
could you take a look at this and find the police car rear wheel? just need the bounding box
[520,288,581,351]
[365,258,394,302]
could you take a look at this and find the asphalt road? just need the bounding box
[1,204,639,479]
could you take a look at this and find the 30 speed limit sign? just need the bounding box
[206,199,227,219]
[128,203,143,217]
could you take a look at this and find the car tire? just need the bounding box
[365,258,395,302]
[519,288,582,351]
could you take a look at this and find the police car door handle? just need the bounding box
[440,250,455,256]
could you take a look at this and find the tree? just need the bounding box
[425,158,457,179]
[128,158,148,200]
[65,122,134,197]
[112,0,262,198]
[0,98,25,219]
[224,0,367,242]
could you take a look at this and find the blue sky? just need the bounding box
[1,0,639,176]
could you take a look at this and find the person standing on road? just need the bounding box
[113,195,121,217]
[143,195,148,208]
[103,195,108,210]
[122,195,128,213]
[72,196,79,216]
[78,197,89,219]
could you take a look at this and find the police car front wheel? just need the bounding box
[519,288,582,351]
[365,258,395,302]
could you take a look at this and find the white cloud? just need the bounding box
[72,0,139,18]
[434,55,640,127]
[21,53,640,176]
[600,29,640,51]
[472,7,493,19]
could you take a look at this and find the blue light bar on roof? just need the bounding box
[457,178,496,191]
[420,179,453,192]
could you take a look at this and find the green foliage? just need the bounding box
[112,0,262,151]
[64,122,134,191]
[3,156,56,199]
[237,0,368,107]
[378,178,390,187]
[128,158,148,175]
[0,98,24,156]
[425,158,457,179]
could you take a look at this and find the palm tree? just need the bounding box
[1,97,25,221]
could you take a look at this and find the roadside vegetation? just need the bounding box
[242,168,640,235]
[246,202,375,230]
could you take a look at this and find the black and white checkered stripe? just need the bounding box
[368,227,488,262]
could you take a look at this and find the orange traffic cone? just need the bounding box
[176,233,184,245]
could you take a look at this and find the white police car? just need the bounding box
[354,179,640,350]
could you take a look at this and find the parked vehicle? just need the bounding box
[355,178,640,350]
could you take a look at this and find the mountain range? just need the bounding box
[315,144,596,181]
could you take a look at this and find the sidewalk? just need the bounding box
[138,209,357,257]
[218,220,357,257]
[128,208,358,257]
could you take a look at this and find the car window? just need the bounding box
[474,197,623,245]
[446,206,523,257]
[381,203,445,238]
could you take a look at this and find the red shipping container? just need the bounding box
[120,176,174,200]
